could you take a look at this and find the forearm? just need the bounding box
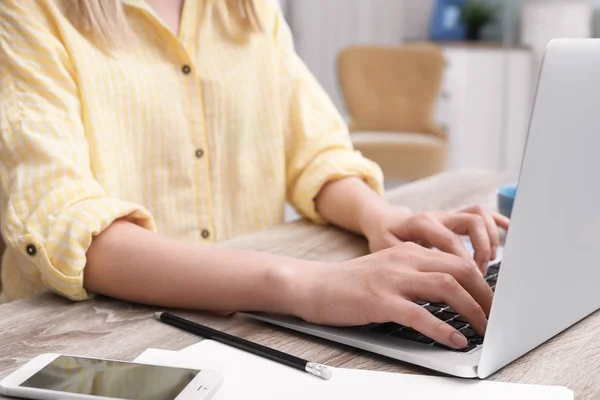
[84,220,311,314]
[315,177,394,235]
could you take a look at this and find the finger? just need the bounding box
[462,208,500,261]
[461,205,510,231]
[405,272,488,336]
[413,252,494,317]
[492,212,510,231]
[405,214,471,261]
[443,214,491,273]
[391,300,469,349]
[480,212,500,261]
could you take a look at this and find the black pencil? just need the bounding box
[154,312,332,380]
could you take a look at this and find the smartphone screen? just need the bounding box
[20,355,200,400]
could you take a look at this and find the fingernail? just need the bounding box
[452,332,468,348]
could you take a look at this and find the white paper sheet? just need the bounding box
[134,340,573,400]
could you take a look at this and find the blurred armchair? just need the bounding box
[338,44,448,181]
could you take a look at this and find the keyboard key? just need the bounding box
[370,322,403,335]
[415,300,428,306]
[457,343,477,352]
[447,320,468,330]
[391,329,434,345]
[416,335,435,345]
[434,311,455,322]
[429,302,448,308]
[488,263,500,273]
[444,307,458,314]
[434,342,478,353]
[454,315,469,323]
[424,305,442,314]
[460,327,477,338]
[470,336,484,345]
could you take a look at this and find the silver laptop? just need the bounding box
[244,39,600,378]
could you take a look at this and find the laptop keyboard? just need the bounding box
[368,261,501,354]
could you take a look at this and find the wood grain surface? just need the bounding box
[0,170,597,399]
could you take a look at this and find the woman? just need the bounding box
[0,0,508,350]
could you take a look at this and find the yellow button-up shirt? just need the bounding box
[0,0,383,302]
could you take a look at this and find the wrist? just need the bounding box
[357,198,394,237]
[265,257,323,319]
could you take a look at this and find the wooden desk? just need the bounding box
[1,170,598,398]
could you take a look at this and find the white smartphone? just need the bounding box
[0,353,223,400]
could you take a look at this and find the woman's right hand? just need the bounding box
[294,242,493,349]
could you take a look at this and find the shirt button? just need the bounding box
[26,244,37,256]
[182,65,191,75]
[201,229,210,239]
[195,148,204,158]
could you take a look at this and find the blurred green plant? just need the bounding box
[461,1,497,41]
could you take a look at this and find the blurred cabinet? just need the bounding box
[435,45,534,172]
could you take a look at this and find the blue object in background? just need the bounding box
[429,0,467,41]
[497,184,517,218]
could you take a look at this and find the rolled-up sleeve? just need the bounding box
[0,0,155,300]
[271,6,384,223]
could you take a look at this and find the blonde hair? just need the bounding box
[67,0,261,48]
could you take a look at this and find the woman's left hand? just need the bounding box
[362,205,510,274]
